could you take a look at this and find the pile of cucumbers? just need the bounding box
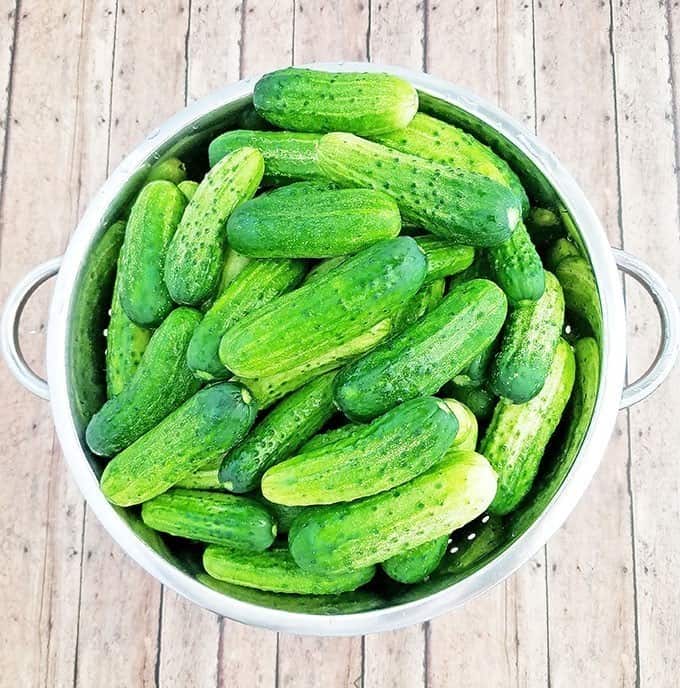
[87,68,601,601]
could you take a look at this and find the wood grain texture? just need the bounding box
[241,0,294,74]
[0,0,18,193]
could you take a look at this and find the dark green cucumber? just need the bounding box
[334,278,507,421]
[118,180,187,326]
[147,157,187,185]
[509,337,599,537]
[253,67,418,135]
[454,339,496,388]
[100,383,257,506]
[165,147,264,306]
[227,182,401,258]
[381,535,449,584]
[441,398,478,451]
[487,221,545,306]
[87,307,202,456]
[208,130,323,185]
[317,133,522,247]
[220,237,427,379]
[262,397,459,506]
[526,207,564,246]
[546,237,580,272]
[490,271,565,403]
[371,112,529,213]
[256,494,307,535]
[303,256,347,284]
[289,450,497,574]
[141,488,276,551]
[481,337,575,515]
[413,235,475,281]
[177,180,198,201]
[219,371,338,493]
[187,258,306,380]
[445,382,496,421]
[390,278,445,334]
[554,256,602,339]
[203,546,375,594]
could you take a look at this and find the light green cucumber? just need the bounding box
[216,248,251,295]
[303,256,347,284]
[256,494,307,535]
[390,278,446,333]
[147,157,187,185]
[177,180,198,201]
[413,235,475,281]
[440,398,478,451]
[175,458,222,490]
[381,535,449,584]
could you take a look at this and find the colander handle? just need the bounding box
[1,256,62,400]
[614,248,680,409]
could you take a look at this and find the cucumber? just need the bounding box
[317,133,521,247]
[546,237,580,272]
[219,371,338,493]
[381,535,449,584]
[334,278,507,421]
[100,383,257,506]
[141,488,276,551]
[454,340,496,388]
[390,278,446,334]
[106,242,152,399]
[289,450,497,574]
[227,182,401,258]
[303,256,347,284]
[117,180,187,326]
[509,337,599,536]
[371,112,529,213]
[526,207,563,246]
[253,67,418,136]
[554,256,602,339]
[177,180,198,201]
[445,382,496,421]
[413,235,475,281]
[481,337,576,515]
[440,398,478,451]
[147,157,187,185]
[87,307,202,456]
[203,546,375,594]
[216,248,251,295]
[175,458,222,490]
[261,397,459,506]
[299,423,361,453]
[487,221,545,306]
[220,237,427,379]
[187,258,306,380]
[437,515,505,576]
[489,271,565,404]
[165,147,264,306]
[208,130,323,185]
[256,495,307,534]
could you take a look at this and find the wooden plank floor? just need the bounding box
[1,1,678,686]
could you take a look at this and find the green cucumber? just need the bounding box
[299,423,361,454]
[253,67,418,135]
[487,221,545,305]
[147,157,187,185]
[165,147,264,306]
[100,383,257,506]
[175,458,222,490]
[203,546,375,594]
[481,337,576,515]
[440,398,478,451]
[219,371,338,493]
[554,256,602,339]
[445,382,496,421]
[381,535,449,584]
[455,340,496,388]
[141,488,276,551]
[289,450,497,574]
[413,235,475,281]
[317,133,521,247]
[546,237,580,272]
[490,271,565,403]
[303,256,347,284]
[220,237,427,379]
[256,495,307,535]
[526,207,563,246]
[216,248,251,295]
[177,180,198,201]
[390,278,446,334]
[187,258,306,380]
[87,307,202,456]
[208,130,323,185]
[117,180,187,326]
[509,337,599,536]
[371,112,529,213]
[261,397,459,506]
[334,278,507,421]
[227,182,401,258]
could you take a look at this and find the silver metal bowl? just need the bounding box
[3,63,679,636]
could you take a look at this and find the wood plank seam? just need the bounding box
[665,0,680,235]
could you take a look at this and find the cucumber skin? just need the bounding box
[256,495,307,535]
[303,256,347,285]
[381,535,449,584]
[147,157,187,185]
[413,235,475,282]
[219,237,427,379]
[227,183,401,258]
[526,207,563,246]
[187,258,306,380]
[261,397,459,506]
[482,337,576,515]
[141,488,276,551]
[203,546,375,595]
[487,221,545,306]
[545,237,580,272]
[175,458,222,490]
[390,278,445,334]
[334,278,508,422]
[371,112,529,213]
[253,68,418,136]
[118,181,187,326]
[317,133,521,247]
[554,256,602,339]
[100,383,257,507]
[440,398,478,451]
[490,271,565,404]
[216,248,251,296]
[445,382,496,421]
[219,371,338,493]
[177,180,198,201]
[299,423,361,454]
[87,307,202,457]
[208,130,323,185]
[288,450,498,574]
[165,147,264,306]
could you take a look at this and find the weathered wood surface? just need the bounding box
[0,1,678,686]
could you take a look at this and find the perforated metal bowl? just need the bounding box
[3,63,679,635]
